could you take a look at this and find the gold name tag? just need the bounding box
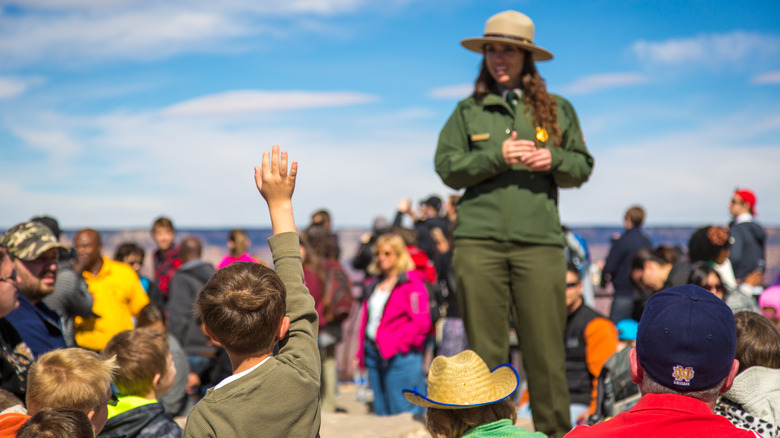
[470,133,490,142]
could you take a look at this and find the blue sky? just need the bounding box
[1,0,779,229]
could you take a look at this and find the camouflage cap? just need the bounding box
[0,222,66,261]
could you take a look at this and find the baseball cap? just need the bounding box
[637,284,736,392]
[616,319,639,341]
[759,285,780,316]
[735,189,757,216]
[420,195,442,211]
[0,222,66,262]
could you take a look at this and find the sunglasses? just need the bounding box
[566,281,580,288]
[704,283,725,293]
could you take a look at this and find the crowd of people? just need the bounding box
[0,9,778,438]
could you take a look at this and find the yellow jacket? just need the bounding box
[76,257,149,351]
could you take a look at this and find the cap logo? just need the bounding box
[672,365,694,386]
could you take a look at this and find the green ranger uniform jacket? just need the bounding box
[435,92,594,247]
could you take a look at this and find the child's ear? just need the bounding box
[153,373,162,389]
[203,325,224,348]
[276,316,290,341]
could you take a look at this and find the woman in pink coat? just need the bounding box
[356,233,431,416]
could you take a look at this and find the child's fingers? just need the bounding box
[270,144,280,174]
[261,150,271,178]
[280,151,288,177]
[289,161,298,182]
[253,166,263,192]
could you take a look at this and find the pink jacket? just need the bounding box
[357,270,431,367]
[217,253,260,270]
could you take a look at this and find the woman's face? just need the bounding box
[701,272,725,300]
[375,243,398,274]
[0,256,19,319]
[484,43,525,89]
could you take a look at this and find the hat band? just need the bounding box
[483,33,533,45]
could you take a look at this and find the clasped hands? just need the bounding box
[502,131,551,172]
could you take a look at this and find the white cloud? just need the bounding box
[560,73,650,95]
[428,84,472,99]
[0,76,44,99]
[752,70,780,85]
[0,1,367,67]
[0,77,27,99]
[559,110,780,226]
[161,90,379,116]
[0,105,448,229]
[631,31,780,67]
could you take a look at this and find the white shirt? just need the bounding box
[214,356,271,389]
[365,284,392,341]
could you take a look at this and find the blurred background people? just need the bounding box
[715,311,780,437]
[356,233,430,416]
[601,206,653,322]
[216,229,261,269]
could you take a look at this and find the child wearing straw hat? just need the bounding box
[403,350,546,437]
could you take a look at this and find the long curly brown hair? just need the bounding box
[472,49,561,147]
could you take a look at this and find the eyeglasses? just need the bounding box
[566,281,580,288]
[374,251,393,257]
[0,270,17,287]
[704,283,725,294]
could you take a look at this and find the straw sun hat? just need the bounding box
[461,10,553,62]
[403,350,519,409]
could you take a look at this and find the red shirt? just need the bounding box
[565,393,761,438]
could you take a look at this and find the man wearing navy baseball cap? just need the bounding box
[566,285,761,437]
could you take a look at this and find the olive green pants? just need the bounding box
[453,238,571,438]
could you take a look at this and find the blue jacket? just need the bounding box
[601,228,653,297]
[5,294,65,358]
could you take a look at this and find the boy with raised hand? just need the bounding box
[183,146,321,438]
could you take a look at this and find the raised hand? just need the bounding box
[254,145,298,234]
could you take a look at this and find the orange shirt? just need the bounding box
[0,412,29,437]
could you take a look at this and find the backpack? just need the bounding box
[322,261,355,323]
[588,347,640,424]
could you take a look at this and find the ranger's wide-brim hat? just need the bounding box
[461,10,553,62]
[402,350,518,409]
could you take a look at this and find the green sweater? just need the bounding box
[183,232,321,438]
[463,419,548,437]
[434,92,593,246]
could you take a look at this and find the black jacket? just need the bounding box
[99,402,181,438]
[728,220,766,280]
[601,227,652,297]
[168,261,216,356]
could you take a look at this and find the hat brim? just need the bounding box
[402,363,519,409]
[16,242,66,262]
[461,37,553,62]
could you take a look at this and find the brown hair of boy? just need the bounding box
[26,349,117,414]
[425,398,517,438]
[17,407,95,438]
[103,328,170,396]
[196,262,286,356]
[734,311,780,373]
[136,302,166,328]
